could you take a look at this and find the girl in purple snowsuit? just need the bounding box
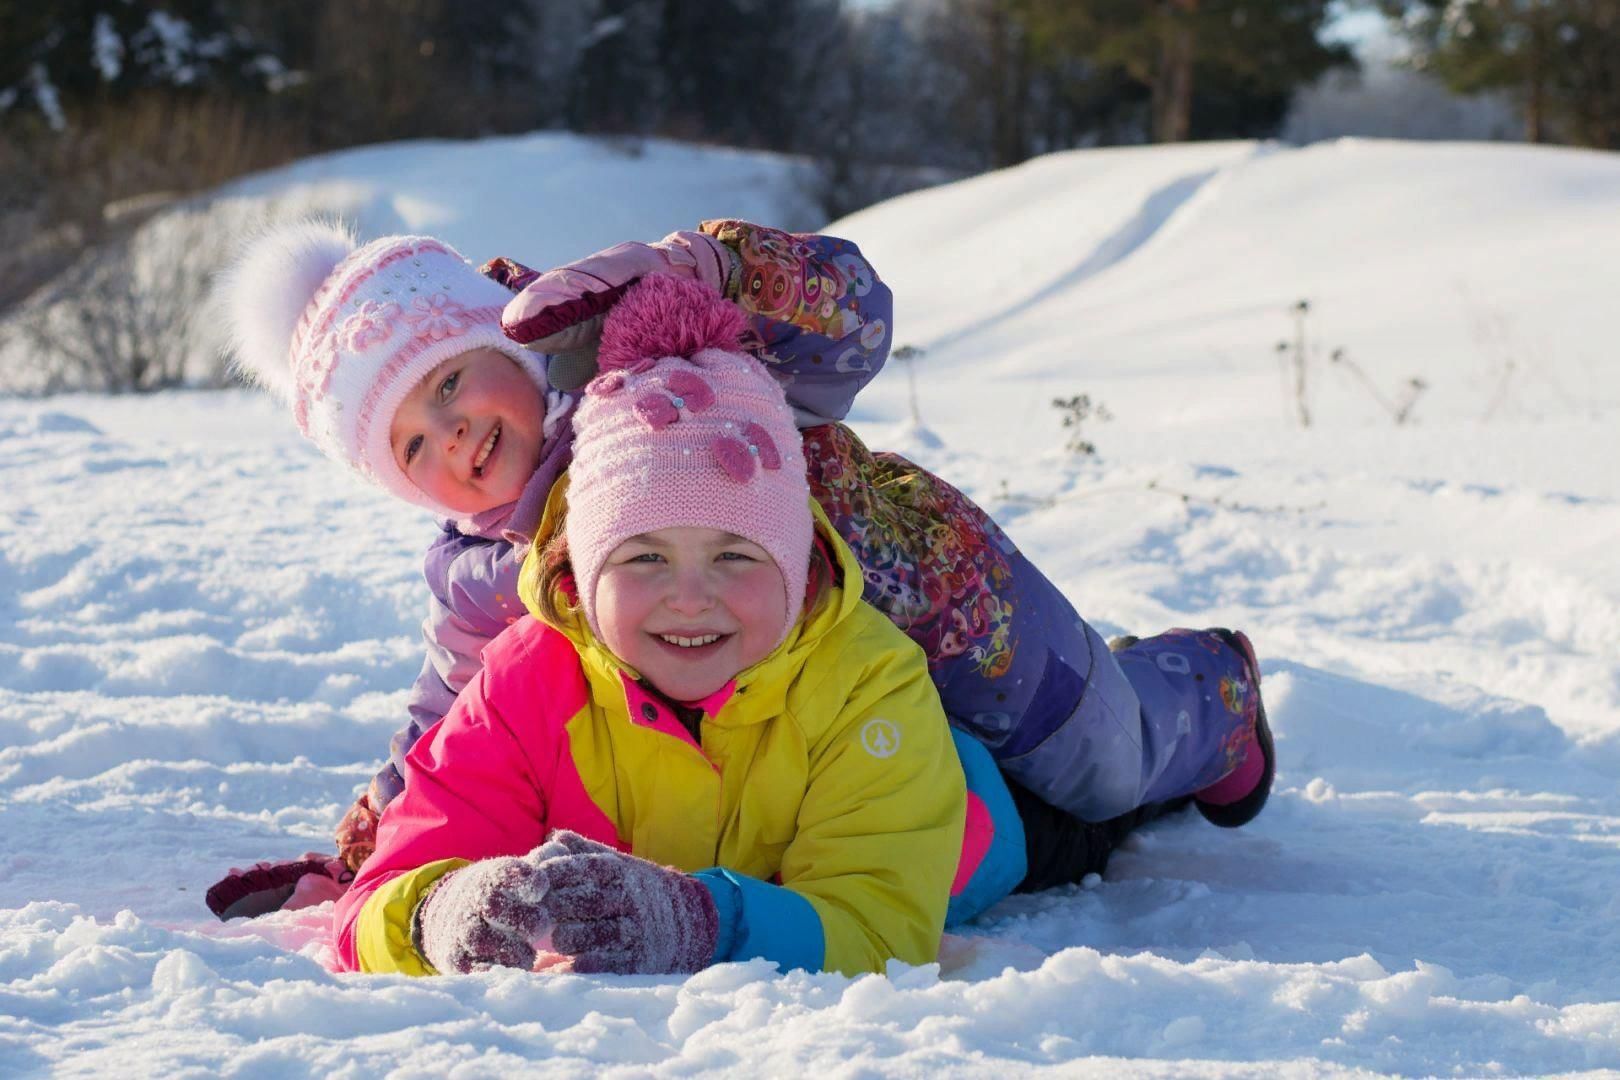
[210,217,1271,920]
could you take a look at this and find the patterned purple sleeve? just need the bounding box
[478,255,542,293]
[367,527,528,810]
[701,221,893,426]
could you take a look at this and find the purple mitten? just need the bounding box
[413,854,552,974]
[534,831,719,976]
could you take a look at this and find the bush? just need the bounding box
[0,191,353,395]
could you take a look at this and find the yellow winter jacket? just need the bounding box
[338,485,966,976]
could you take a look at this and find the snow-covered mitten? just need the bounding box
[498,231,740,389]
[206,854,352,920]
[412,853,553,974]
[533,831,719,976]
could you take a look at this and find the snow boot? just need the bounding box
[1190,629,1273,828]
[1103,626,1272,827]
[206,855,352,920]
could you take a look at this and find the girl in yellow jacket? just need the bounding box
[335,273,1029,976]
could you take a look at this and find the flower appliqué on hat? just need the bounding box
[712,421,782,482]
[339,299,402,352]
[602,367,782,484]
[293,332,343,436]
[404,293,470,341]
[628,370,717,430]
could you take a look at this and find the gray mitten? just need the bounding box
[534,831,719,975]
[413,852,552,974]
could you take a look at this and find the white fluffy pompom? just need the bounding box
[221,220,356,401]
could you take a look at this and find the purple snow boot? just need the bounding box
[1105,627,1274,829]
[1190,629,1273,828]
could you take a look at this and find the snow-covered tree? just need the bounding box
[0,1,278,132]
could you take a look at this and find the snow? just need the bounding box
[4,135,1620,1076]
[134,12,209,86]
[91,15,125,84]
[25,63,65,133]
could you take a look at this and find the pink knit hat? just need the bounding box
[223,221,547,517]
[566,274,812,646]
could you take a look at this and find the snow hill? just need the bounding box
[3,135,1620,1076]
[217,131,825,270]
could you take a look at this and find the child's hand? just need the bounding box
[413,853,553,974]
[533,831,719,976]
[500,231,738,390]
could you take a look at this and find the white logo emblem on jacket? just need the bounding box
[861,719,900,759]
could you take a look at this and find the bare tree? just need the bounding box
[10,240,191,394]
[0,196,306,394]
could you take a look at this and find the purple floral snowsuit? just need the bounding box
[337,220,1256,875]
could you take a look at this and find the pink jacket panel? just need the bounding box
[333,618,620,970]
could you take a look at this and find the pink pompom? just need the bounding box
[597,275,746,373]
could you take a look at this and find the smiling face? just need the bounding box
[389,348,546,515]
[594,527,788,703]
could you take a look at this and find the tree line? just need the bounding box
[6,2,1619,235]
[1380,0,1620,148]
[0,2,1350,234]
[2,0,1618,393]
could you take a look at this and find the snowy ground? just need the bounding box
[4,137,1620,1077]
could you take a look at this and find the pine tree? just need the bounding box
[0,0,275,131]
[1382,0,1620,148]
[1087,0,1349,143]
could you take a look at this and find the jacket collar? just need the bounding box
[611,671,737,755]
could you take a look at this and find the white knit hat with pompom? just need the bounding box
[221,220,546,516]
